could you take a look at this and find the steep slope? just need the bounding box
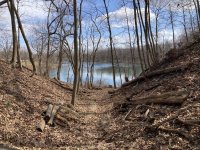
[106,40,200,149]
[0,60,75,148]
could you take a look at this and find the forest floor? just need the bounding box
[0,39,200,149]
[0,60,117,149]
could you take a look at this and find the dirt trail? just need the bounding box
[0,87,115,150]
[75,88,114,148]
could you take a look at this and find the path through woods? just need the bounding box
[75,88,115,148]
[0,87,116,150]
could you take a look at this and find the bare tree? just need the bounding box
[122,0,136,77]
[7,0,18,67]
[151,0,170,55]
[31,23,47,75]
[193,0,200,31]
[132,0,145,73]
[169,4,176,49]
[0,0,7,6]
[71,0,79,105]
[13,4,36,73]
[103,0,116,88]
[0,33,12,62]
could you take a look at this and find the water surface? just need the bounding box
[50,62,142,87]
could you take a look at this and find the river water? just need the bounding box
[49,62,142,87]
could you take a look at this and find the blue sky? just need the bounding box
[0,0,198,50]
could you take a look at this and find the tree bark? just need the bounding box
[196,0,200,21]
[48,105,60,126]
[103,0,117,89]
[0,0,7,6]
[169,5,176,49]
[13,5,36,73]
[182,6,188,42]
[193,0,200,31]
[123,0,136,77]
[7,0,17,66]
[71,0,79,105]
[133,0,145,72]
[44,104,53,123]
[36,118,46,132]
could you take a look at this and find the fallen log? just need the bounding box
[128,90,188,105]
[54,114,70,128]
[36,118,46,132]
[48,105,60,126]
[122,65,188,87]
[51,78,73,91]
[44,104,53,123]
[59,106,81,119]
[150,103,200,129]
[126,83,159,100]
[53,106,81,128]
[36,103,81,131]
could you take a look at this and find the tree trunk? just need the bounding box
[0,0,7,6]
[16,0,22,70]
[196,0,200,21]
[193,0,200,31]
[182,6,188,42]
[77,0,84,91]
[71,0,79,105]
[123,0,136,77]
[133,0,145,73]
[7,0,17,67]
[17,25,22,69]
[169,5,176,49]
[57,36,64,80]
[13,5,36,73]
[137,0,151,68]
[103,0,117,89]
[122,64,188,87]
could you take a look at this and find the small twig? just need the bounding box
[124,108,133,121]
[158,127,193,142]
[177,118,200,128]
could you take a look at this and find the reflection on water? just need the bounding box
[49,62,142,87]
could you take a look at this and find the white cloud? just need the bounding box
[0,0,47,31]
[18,0,47,20]
[99,6,156,29]
[158,28,183,43]
[0,0,48,47]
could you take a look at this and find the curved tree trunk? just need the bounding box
[13,4,36,73]
[7,0,17,67]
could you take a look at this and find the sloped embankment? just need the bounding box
[107,40,200,149]
[0,61,83,149]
